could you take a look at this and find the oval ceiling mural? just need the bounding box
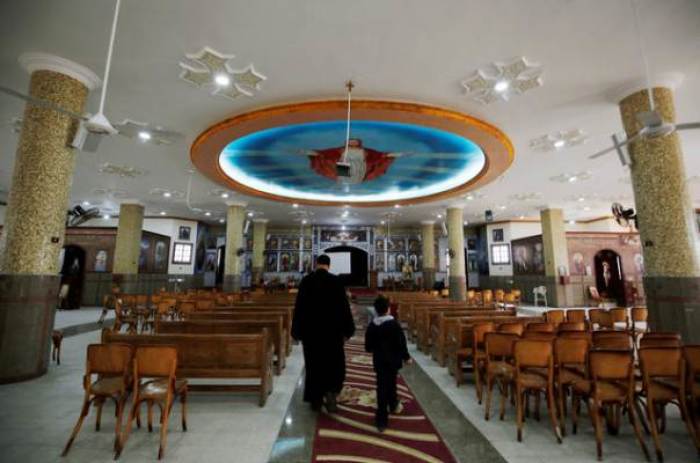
[191,100,514,207]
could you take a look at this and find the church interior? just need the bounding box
[1,1,700,462]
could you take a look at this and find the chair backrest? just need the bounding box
[589,349,633,382]
[588,308,611,328]
[545,309,565,325]
[592,331,632,350]
[558,321,586,332]
[178,301,196,315]
[86,343,132,377]
[609,307,627,324]
[134,345,178,378]
[136,294,148,306]
[156,302,172,316]
[498,322,524,336]
[511,289,522,300]
[683,345,700,390]
[631,307,648,323]
[588,286,601,301]
[494,289,505,302]
[566,309,586,323]
[639,347,682,379]
[515,339,553,369]
[485,332,519,359]
[522,331,556,341]
[196,300,214,310]
[526,322,555,333]
[504,293,516,303]
[559,331,592,342]
[639,332,682,348]
[482,290,493,305]
[555,337,589,366]
[533,286,546,296]
[472,322,496,349]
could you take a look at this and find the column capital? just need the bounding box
[253,218,269,224]
[225,200,247,208]
[19,52,101,90]
[611,72,684,103]
[117,199,145,207]
[420,220,435,225]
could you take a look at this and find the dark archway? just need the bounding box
[324,246,368,287]
[60,245,86,310]
[594,249,625,306]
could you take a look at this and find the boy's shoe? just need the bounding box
[392,402,404,414]
[310,399,323,412]
[325,392,338,413]
[375,421,387,433]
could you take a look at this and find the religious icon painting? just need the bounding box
[289,252,300,271]
[396,254,406,272]
[94,250,108,272]
[266,252,278,272]
[139,237,150,273]
[375,238,384,251]
[154,241,168,273]
[303,238,312,250]
[388,253,396,271]
[281,238,293,249]
[178,226,191,241]
[280,252,291,271]
[409,253,418,271]
[268,237,279,250]
[292,239,300,250]
[246,238,253,250]
[375,252,385,271]
[302,253,312,273]
[408,239,419,252]
[492,228,504,242]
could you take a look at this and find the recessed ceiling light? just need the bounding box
[341,225,346,230]
[219,218,225,223]
[394,204,401,209]
[214,73,231,87]
[292,203,299,208]
[463,221,468,225]
[568,176,578,183]
[437,214,443,219]
[494,80,509,93]
[578,197,585,202]
[138,131,152,141]
[301,219,307,225]
[103,214,111,220]
[466,195,474,200]
[220,192,229,198]
[82,200,90,206]
[519,215,525,219]
[380,220,386,225]
[499,205,507,210]
[160,211,166,216]
[204,211,211,216]
[568,220,576,225]
[583,206,591,211]
[343,204,350,209]
[553,139,566,149]
[247,211,254,217]
[163,192,172,198]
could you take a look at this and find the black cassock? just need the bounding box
[292,268,355,403]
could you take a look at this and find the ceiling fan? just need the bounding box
[0,0,182,151]
[588,0,700,166]
[66,204,101,227]
[611,202,637,230]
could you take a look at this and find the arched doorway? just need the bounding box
[324,246,368,287]
[59,245,86,310]
[594,249,624,306]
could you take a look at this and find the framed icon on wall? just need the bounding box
[492,228,504,242]
[178,226,191,241]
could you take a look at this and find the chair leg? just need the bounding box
[645,397,664,462]
[113,396,126,452]
[115,399,140,459]
[498,380,508,421]
[148,401,154,432]
[180,389,188,431]
[516,385,524,442]
[61,399,90,456]
[590,400,604,461]
[571,394,579,435]
[628,397,652,461]
[484,374,494,421]
[546,384,563,444]
[95,399,104,431]
[634,396,650,434]
[678,394,700,453]
[158,401,171,460]
[475,359,483,404]
[558,383,567,437]
[535,392,541,422]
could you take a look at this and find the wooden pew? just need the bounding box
[429,308,517,365]
[155,319,286,375]
[189,310,292,355]
[415,305,500,352]
[102,329,274,406]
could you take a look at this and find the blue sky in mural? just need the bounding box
[219,120,485,203]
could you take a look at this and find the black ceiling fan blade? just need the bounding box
[0,85,87,121]
[676,122,700,131]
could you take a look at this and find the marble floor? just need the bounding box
[1,308,696,462]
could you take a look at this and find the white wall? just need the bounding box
[566,217,631,233]
[486,221,542,276]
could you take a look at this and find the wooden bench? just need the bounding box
[189,310,292,355]
[415,305,500,352]
[155,319,286,375]
[102,329,274,406]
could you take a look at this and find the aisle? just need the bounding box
[311,339,457,463]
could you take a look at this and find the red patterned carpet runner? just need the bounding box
[311,340,457,463]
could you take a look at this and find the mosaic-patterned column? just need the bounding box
[540,208,570,307]
[446,207,466,301]
[421,221,436,290]
[619,87,700,341]
[251,218,268,285]
[112,203,144,294]
[223,202,246,291]
[0,53,99,383]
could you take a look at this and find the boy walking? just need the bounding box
[365,295,411,432]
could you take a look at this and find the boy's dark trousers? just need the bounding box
[375,367,398,426]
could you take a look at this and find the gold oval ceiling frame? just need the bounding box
[190,100,514,207]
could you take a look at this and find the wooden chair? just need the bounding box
[498,322,525,336]
[571,349,650,461]
[482,289,494,307]
[592,331,633,351]
[114,299,138,334]
[533,286,547,307]
[554,336,589,436]
[483,332,518,421]
[511,289,522,306]
[609,308,628,331]
[494,289,505,304]
[62,344,132,456]
[631,307,649,332]
[526,322,555,333]
[177,301,196,320]
[545,309,565,327]
[466,289,477,305]
[473,322,496,404]
[566,309,587,324]
[51,330,64,365]
[558,322,586,333]
[195,300,214,311]
[514,339,562,443]
[522,331,556,341]
[639,347,699,460]
[117,346,188,460]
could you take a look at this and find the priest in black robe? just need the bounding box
[292,254,355,411]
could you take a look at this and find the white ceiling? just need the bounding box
[1,0,699,227]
